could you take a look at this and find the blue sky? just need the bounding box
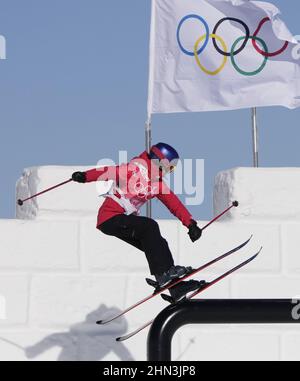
[0,0,299,220]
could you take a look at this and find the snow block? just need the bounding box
[0,331,63,361]
[231,276,300,298]
[0,219,79,270]
[80,220,147,273]
[281,223,300,274]
[0,275,29,326]
[30,275,128,326]
[214,168,300,221]
[178,328,280,361]
[282,333,300,361]
[179,221,281,273]
[16,166,113,220]
[81,219,179,273]
[0,329,135,361]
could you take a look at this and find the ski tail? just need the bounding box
[116,320,154,342]
[115,247,262,342]
[97,236,253,325]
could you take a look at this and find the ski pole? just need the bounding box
[17,178,73,206]
[201,201,239,231]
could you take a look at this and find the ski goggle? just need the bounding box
[150,147,178,174]
[159,162,177,175]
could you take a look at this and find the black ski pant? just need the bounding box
[98,214,174,276]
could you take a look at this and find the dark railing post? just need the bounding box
[147,299,300,361]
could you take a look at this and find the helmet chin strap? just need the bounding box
[152,159,171,177]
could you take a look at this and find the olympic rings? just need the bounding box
[212,17,250,57]
[134,181,154,199]
[176,14,289,76]
[194,34,228,76]
[177,14,210,56]
[252,17,289,57]
[231,36,269,76]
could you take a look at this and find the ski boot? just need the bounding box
[146,265,194,291]
[161,279,207,304]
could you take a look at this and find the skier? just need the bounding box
[72,143,203,301]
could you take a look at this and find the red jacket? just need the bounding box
[85,151,193,228]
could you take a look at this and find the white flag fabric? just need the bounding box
[147,0,300,115]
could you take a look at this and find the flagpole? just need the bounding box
[146,119,152,217]
[145,0,156,218]
[251,107,259,167]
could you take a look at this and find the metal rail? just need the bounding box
[147,299,300,361]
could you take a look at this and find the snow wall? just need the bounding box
[0,166,299,361]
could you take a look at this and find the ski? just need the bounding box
[96,236,252,325]
[116,248,262,342]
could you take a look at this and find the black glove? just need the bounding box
[188,220,202,243]
[72,171,86,183]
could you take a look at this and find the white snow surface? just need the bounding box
[2,165,299,360]
[214,167,300,221]
[16,166,112,220]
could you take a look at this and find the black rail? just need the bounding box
[147,299,300,361]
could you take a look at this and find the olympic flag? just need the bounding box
[147,0,300,115]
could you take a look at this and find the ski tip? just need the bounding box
[255,246,263,256]
[237,234,253,248]
[116,337,122,342]
[232,200,239,207]
[249,247,263,261]
[96,320,103,325]
[17,199,23,206]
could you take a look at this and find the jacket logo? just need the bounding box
[134,181,157,200]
